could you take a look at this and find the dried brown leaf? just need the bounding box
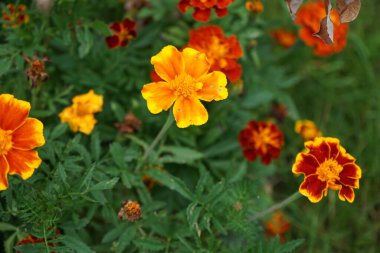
[337,0,361,23]
[314,0,334,45]
[285,0,304,18]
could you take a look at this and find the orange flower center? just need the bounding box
[208,37,228,68]
[316,159,343,182]
[252,127,280,152]
[0,128,13,155]
[170,73,203,98]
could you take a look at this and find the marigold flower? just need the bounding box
[23,55,49,88]
[141,45,228,128]
[271,29,297,48]
[295,120,321,141]
[115,112,141,134]
[178,0,234,22]
[0,94,45,191]
[265,211,291,242]
[295,1,349,56]
[118,200,141,221]
[105,18,137,49]
[238,121,284,164]
[292,137,362,203]
[16,230,60,253]
[2,4,29,28]
[245,0,264,14]
[187,25,243,82]
[59,90,103,135]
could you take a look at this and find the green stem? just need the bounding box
[43,224,50,253]
[249,192,301,221]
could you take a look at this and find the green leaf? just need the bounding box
[160,146,203,162]
[0,57,12,77]
[109,143,125,169]
[134,238,166,251]
[77,27,94,58]
[116,226,136,253]
[102,223,127,243]
[89,178,119,191]
[186,203,202,237]
[60,235,93,253]
[277,239,304,253]
[91,132,101,161]
[49,124,68,140]
[4,232,16,253]
[0,222,17,232]
[91,20,111,36]
[79,164,96,191]
[228,161,247,183]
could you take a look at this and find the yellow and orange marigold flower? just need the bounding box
[295,119,321,141]
[141,45,228,128]
[265,211,291,242]
[105,18,137,49]
[187,25,243,82]
[118,200,142,222]
[2,4,29,28]
[59,90,103,135]
[0,94,45,190]
[245,0,264,14]
[292,137,362,203]
[271,29,297,48]
[238,121,284,164]
[178,0,234,22]
[295,1,349,56]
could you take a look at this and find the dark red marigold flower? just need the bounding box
[238,121,284,164]
[187,25,243,82]
[178,0,234,22]
[105,18,137,49]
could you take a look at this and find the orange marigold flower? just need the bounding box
[292,137,362,203]
[59,90,103,135]
[105,18,137,49]
[295,119,321,141]
[2,4,29,28]
[141,45,228,128]
[265,211,291,242]
[295,1,349,56]
[187,25,243,82]
[238,121,284,164]
[245,0,264,14]
[271,29,297,48]
[178,0,234,22]
[118,200,141,222]
[0,94,45,191]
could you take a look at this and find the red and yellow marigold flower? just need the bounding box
[295,1,348,56]
[271,29,297,48]
[295,119,321,141]
[16,230,60,253]
[265,211,291,242]
[178,0,234,22]
[2,4,29,28]
[292,137,362,203]
[238,121,284,164]
[0,94,45,190]
[187,25,243,82]
[105,18,137,49]
[59,90,103,135]
[141,45,228,128]
[245,0,264,14]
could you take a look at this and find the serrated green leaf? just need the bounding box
[0,57,12,77]
[102,223,127,243]
[89,178,119,191]
[134,238,166,251]
[116,226,136,253]
[160,146,203,162]
[277,239,304,253]
[49,124,68,140]
[60,235,93,253]
[91,132,101,161]
[109,143,125,169]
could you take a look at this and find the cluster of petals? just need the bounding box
[245,0,264,14]
[271,29,297,48]
[141,45,228,128]
[265,211,291,242]
[292,137,361,203]
[295,119,321,141]
[105,18,137,49]
[2,4,29,28]
[295,1,348,56]
[59,90,103,135]
[238,121,284,164]
[187,25,243,82]
[0,94,45,190]
[178,0,234,22]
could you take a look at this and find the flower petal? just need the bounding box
[106,35,121,49]
[12,118,45,150]
[338,185,355,203]
[151,46,184,82]
[182,48,210,79]
[7,149,41,180]
[197,71,228,102]
[292,153,318,176]
[173,97,208,128]
[339,163,361,188]
[299,174,327,203]
[0,155,9,190]
[0,94,30,131]
[193,8,211,22]
[141,82,176,114]
[305,137,330,163]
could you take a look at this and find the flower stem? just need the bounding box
[249,192,301,221]
[43,224,50,253]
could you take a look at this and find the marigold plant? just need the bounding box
[1,4,29,28]
[105,18,137,49]
[178,0,234,22]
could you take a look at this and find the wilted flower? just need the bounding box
[141,45,228,128]
[23,55,49,88]
[245,0,264,14]
[2,4,29,28]
[295,120,321,141]
[118,200,141,221]
[292,137,362,203]
[271,29,297,48]
[187,25,243,82]
[238,121,284,164]
[295,1,348,56]
[115,112,141,134]
[59,90,103,135]
[265,211,291,242]
[106,18,137,49]
[178,0,234,22]
[0,94,45,190]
